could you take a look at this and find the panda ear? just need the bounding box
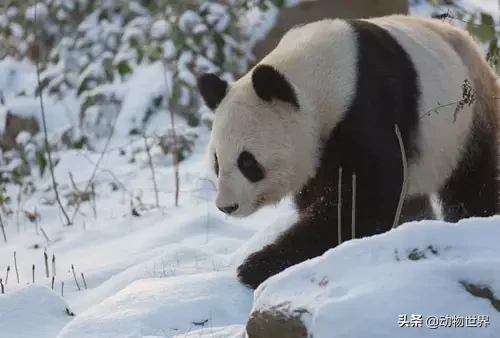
[197,73,228,111]
[251,64,299,109]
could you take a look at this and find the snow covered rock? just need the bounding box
[247,217,500,338]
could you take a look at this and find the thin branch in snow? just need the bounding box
[392,124,409,229]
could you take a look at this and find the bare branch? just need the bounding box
[70,110,119,224]
[40,227,50,242]
[71,264,81,291]
[33,2,71,226]
[91,182,97,219]
[44,249,49,278]
[337,167,342,245]
[392,124,409,229]
[142,133,160,208]
[351,173,356,239]
[81,272,87,289]
[161,63,180,207]
[13,251,19,283]
[5,266,9,286]
[0,214,6,243]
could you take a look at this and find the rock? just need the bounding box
[246,302,309,338]
[252,0,409,62]
[1,111,39,151]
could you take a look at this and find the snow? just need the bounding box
[461,0,500,18]
[16,131,32,146]
[57,272,252,338]
[150,20,170,39]
[0,56,37,99]
[0,92,77,135]
[243,6,280,55]
[174,325,245,338]
[0,1,500,338]
[25,3,49,21]
[113,61,172,137]
[251,217,500,338]
[0,284,74,338]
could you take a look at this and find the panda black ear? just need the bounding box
[197,73,228,111]
[251,64,299,109]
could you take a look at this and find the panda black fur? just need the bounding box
[197,15,500,289]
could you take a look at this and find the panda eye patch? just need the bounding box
[214,153,219,177]
[238,151,265,183]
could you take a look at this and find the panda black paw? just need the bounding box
[236,244,293,289]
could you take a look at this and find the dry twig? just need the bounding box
[0,214,6,243]
[33,3,71,226]
[337,167,343,245]
[392,124,409,229]
[143,133,160,208]
[161,64,180,207]
[351,173,356,239]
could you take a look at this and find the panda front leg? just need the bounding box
[236,165,405,289]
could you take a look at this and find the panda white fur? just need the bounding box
[197,15,500,289]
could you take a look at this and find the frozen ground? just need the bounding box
[0,1,500,338]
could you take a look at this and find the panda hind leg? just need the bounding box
[398,195,436,225]
[438,121,499,223]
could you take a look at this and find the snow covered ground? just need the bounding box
[0,1,500,338]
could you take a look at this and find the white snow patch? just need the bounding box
[15,130,32,146]
[174,325,246,337]
[0,285,74,338]
[0,56,37,98]
[57,272,253,338]
[243,6,280,55]
[150,19,170,39]
[114,61,171,136]
[24,3,49,21]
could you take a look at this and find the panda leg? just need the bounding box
[235,194,432,290]
[398,195,436,224]
[237,162,405,289]
[438,124,499,222]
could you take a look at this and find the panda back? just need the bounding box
[366,16,475,195]
[257,16,476,196]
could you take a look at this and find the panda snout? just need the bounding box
[217,203,239,214]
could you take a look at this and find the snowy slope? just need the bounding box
[0,285,74,338]
[0,1,499,338]
[57,272,252,338]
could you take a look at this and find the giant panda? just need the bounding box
[196,15,500,289]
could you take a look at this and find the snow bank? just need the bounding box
[174,325,246,337]
[251,217,500,338]
[0,284,74,338]
[57,271,252,338]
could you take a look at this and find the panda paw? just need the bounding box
[236,244,293,289]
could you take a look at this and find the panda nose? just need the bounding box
[218,203,239,214]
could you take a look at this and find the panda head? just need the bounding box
[197,64,319,217]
